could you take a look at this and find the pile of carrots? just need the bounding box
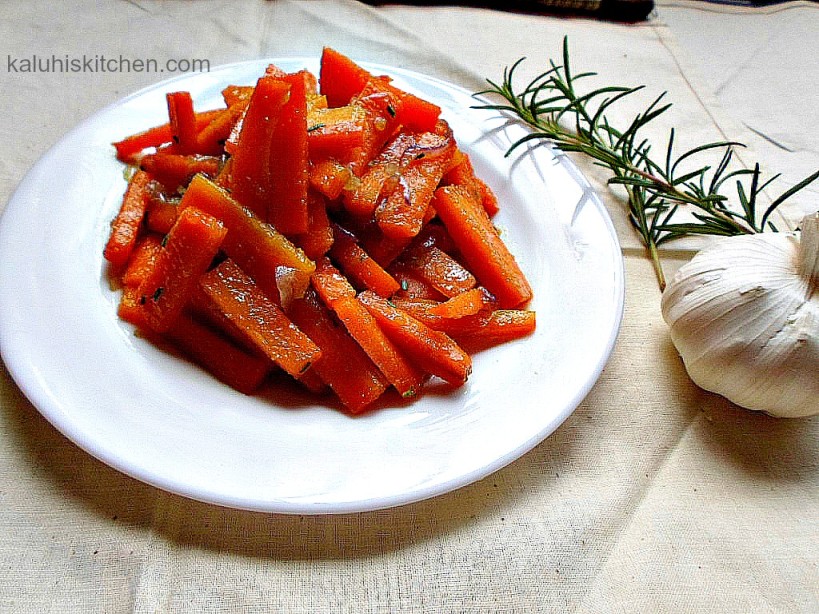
[103,47,535,414]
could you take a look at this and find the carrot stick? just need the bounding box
[310,257,356,305]
[196,103,247,156]
[165,312,272,394]
[145,194,179,234]
[103,169,153,270]
[293,191,334,260]
[309,257,423,396]
[198,259,321,378]
[397,243,476,298]
[179,174,315,303]
[432,185,533,309]
[138,152,221,192]
[329,224,400,297]
[137,206,227,333]
[121,233,163,287]
[166,91,199,155]
[441,151,500,217]
[112,109,222,163]
[227,75,291,220]
[308,158,352,200]
[288,288,388,413]
[358,290,471,386]
[374,125,455,240]
[428,287,487,318]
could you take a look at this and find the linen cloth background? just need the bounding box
[0,0,816,611]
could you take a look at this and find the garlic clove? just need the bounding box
[661,213,819,418]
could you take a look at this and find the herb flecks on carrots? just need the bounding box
[104,48,536,412]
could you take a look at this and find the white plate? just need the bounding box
[0,59,624,514]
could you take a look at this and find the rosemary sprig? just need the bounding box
[474,36,819,289]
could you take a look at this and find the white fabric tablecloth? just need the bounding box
[0,1,816,611]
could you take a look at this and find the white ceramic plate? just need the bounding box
[0,59,624,514]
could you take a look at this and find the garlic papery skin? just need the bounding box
[661,213,819,418]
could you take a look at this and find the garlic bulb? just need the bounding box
[661,213,819,418]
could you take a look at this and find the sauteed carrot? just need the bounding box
[104,48,535,413]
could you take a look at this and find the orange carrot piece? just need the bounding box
[103,169,153,270]
[117,285,150,329]
[288,288,388,413]
[358,291,471,386]
[441,152,500,217]
[428,287,487,318]
[374,125,455,240]
[199,259,321,378]
[165,312,272,394]
[179,174,315,303]
[137,207,227,333]
[293,191,334,260]
[307,104,366,162]
[443,309,536,347]
[335,296,425,398]
[145,194,179,234]
[312,261,425,397]
[222,85,255,107]
[398,243,476,298]
[343,131,415,217]
[329,225,400,297]
[112,110,223,163]
[266,71,310,236]
[319,48,441,132]
[166,91,199,155]
[121,233,163,287]
[310,257,356,305]
[196,103,248,156]
[308,158,352,200]
[228,75,291,220]
[139,153,221,192]
[432,185,533,308]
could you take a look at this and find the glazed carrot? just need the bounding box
[310,257,356,305]
[428,287,488,319]
[293,191,334,260]
[374,126,455,240]
[199,259,321,378]
[165,312,272,394]
[319,48,441,132]
[288,288,388,413]
[311,260,424,397]
[329,224,400,297]
[266,70,310,236]
[145,194,179,234]
[139,153,221,192]
[166,91,199,155]
[117,285,150,329]
[432,185,533,308]
[342,78,405,177]
[358,291,471,386]
[228,75,291,220]
[112,109,222,162]
[222,84,255,107]
[178,174,315,303]
[391,296,533,341]
[196,103,247,156]
[344,131,416,217]
[308,158,352,200]
[389,267,445,301]
[307,104,366,162]
[397,243,476,298]
[103,169,153,269]
[121,233,163,287]
[441,151,500,217]
[138,206,227,333]
[319,47,373,108]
